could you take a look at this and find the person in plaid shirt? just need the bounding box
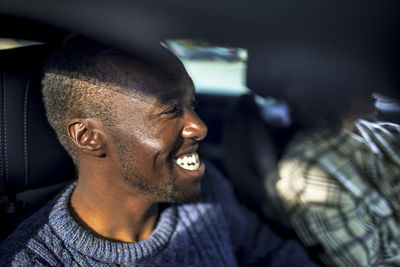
[276,117,400,266]
[265,27,400,264]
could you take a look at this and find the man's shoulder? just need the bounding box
[201,162,236,202]
[0,209,51,265]
[285,127,348,156]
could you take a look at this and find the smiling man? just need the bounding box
[0,36,316,266]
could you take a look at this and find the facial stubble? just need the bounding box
[114,139,202,204]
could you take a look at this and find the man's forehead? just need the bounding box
[99,53,195,104]
[120,76,195,105]
[100,51,186,80]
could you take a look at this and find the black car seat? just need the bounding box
[0,44,75,241]
[222,93,292,229]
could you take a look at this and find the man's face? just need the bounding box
[106,58,207,203]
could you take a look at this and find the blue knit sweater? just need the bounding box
[0,164,316,266]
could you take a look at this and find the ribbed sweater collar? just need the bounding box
[49,182,178,264]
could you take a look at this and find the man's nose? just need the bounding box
[181,111,207,141]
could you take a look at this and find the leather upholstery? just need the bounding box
[0,45,74,196]
[222,93,290,226]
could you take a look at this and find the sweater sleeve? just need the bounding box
[203,163,318,266]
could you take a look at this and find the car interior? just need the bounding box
[0,38,294,241]
[1,1,400,265]
[0,16,300,243]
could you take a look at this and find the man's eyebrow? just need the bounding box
[157,89,187,104]
[155,77,195,104]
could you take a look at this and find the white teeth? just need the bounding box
[175,152,201,171]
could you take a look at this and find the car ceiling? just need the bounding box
[1,0,399,96]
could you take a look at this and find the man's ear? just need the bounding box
[67,119,106,157]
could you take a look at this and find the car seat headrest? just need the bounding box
[0,44,75,196]
[222,93,292,226]
[223,94,278,208]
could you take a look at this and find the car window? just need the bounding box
[165,40,248,95]
[0,38,42,50]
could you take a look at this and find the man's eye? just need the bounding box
[190,99,199,109]
[163,104,178,115]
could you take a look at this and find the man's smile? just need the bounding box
[175,152,201,171]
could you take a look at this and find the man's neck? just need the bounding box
[69,175,160,243]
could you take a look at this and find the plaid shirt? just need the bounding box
[276,120,400,267]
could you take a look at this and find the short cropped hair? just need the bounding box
[42,36,131,162]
